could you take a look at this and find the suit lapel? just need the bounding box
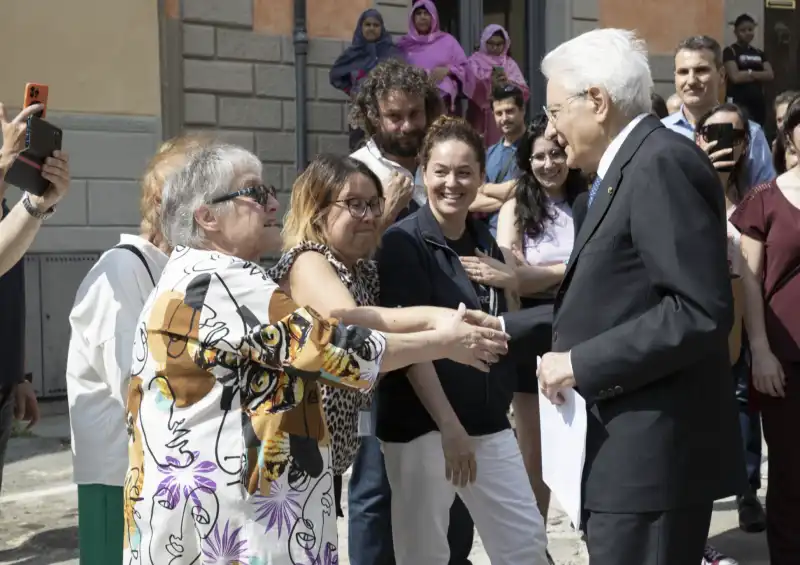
[559,116,664,301]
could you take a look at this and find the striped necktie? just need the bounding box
[588,175,603,207]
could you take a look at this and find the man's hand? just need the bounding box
[435,303,509,371]
[0,103,45,174]
[537,351,576,405]
[14,381,40,430]
[384,172,413,214]
[461,308,503,332]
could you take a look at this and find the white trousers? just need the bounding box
[383,429,548,565]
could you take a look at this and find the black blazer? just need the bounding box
[513,116,745,513]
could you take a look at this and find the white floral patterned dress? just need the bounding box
[123,247,386,565]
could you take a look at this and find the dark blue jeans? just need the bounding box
[348,407,474,564]
[733,339,762,492]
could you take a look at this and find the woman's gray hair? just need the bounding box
[160,142,263,248]
[541,28,654,118]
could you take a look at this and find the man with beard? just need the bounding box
[351,59,441,226]
[470,84,527,236]
[348,58,476,565]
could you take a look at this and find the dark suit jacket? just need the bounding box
[515,116,745,513]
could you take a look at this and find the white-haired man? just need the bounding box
[533,29,744,563]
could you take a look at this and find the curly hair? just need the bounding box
[139,133,210,252]
[420,115,486,173]
[350,58,444,137]
[513,114,587,241]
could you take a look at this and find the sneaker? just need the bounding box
[737,492,766,533]
[702,544,738,565]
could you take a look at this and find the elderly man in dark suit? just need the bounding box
[502,28,744,564]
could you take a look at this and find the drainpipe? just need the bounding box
[293,0,309,171]
[526,0,547,118]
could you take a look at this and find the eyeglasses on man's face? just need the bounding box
[542,90,590,125]
[335,196,385,220]
[208,184,277,208]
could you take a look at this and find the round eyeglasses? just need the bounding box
[334,196,385,219]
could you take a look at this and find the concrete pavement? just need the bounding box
[0,402,770,564]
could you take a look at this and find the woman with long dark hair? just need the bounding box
[694,102,760,565]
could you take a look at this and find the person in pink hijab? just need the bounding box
[464,24,530,146]
[396,0,467,112]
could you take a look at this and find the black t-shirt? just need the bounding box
[724,43,767,122]
[0,199,26,389]
[446,231,493,314]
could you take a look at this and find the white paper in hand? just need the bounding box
[537,355,588,530]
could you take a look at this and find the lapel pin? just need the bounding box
[607,186,614,195]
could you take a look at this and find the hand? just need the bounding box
[491,68,508,84]
[14,381,40,430]
[510,244,529,267]
[0,103,45,173]
[435,303,509,371]
[27,150,71,211]
[537,351,576,405]
[751,345,785,397]
[460,249,517,290]
[461,308,503,332]
[385,172,413,213]
[430,67,449,83]
[441,421,476,486]
[697,139,737,172]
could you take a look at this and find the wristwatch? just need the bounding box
[21,192,56,220]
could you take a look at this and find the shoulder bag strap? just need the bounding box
[115,244,156,286]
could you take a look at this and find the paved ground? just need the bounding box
[0,401,771,564]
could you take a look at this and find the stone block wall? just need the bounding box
[176,3,355,220]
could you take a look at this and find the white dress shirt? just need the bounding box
[66,234,168,486]
[351,138,427,206]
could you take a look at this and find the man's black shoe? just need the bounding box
[737,492,766,533]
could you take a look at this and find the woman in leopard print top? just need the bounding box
[270,154,502,524]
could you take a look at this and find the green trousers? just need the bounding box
[77,484,124,565]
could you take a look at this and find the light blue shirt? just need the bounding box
[662,108,776,188]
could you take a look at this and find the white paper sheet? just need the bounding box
[537,356,588,530]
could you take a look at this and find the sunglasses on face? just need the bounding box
[208,184,277,208]
[335,196,385,220]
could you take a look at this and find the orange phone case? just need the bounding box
[23,83,49,119]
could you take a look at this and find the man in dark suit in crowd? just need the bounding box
[512,28,744,564]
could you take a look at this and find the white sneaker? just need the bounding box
[702,543,738,565]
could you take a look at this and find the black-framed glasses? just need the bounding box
[208,184,277,208]
[334,196,385,219]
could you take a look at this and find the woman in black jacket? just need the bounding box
[377,116,550,565]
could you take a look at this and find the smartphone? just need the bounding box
[492,65,504,74]
[4,116,63,196]
[23,83,49,119]
[703,123,735,172]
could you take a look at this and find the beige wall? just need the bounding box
[0,0,160,115]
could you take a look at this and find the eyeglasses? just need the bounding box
[208,184,277,208]
[543,90,589,125]
[335,196,385,219]
[531,149,567,164]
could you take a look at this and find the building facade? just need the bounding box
[0,0,785,396]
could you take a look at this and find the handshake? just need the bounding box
[429,303,508,372]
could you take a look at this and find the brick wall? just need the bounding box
[177,2,355,217]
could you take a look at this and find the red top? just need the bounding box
[730,180,800,363]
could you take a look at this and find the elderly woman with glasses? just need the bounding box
[123,142,507,565]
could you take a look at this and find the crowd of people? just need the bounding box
[0,8,798,565]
